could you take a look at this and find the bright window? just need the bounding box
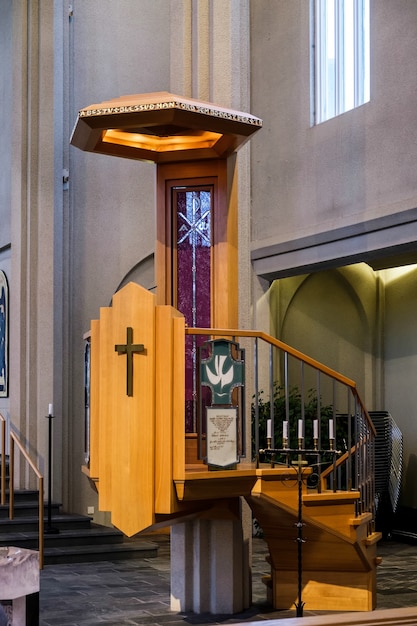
[313,0,370,124]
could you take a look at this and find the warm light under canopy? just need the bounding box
[70,92,262,163]
[103,128,223,153]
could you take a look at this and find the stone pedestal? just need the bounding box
[0,547,39,626]
[170,518,250,615]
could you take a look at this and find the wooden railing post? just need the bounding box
[9,432,44,569]
[0,414,5,506]
[38,476,44,569]
[9,434,14,520]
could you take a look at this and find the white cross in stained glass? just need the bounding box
[177,191,211,247]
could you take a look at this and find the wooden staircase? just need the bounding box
[170,459,382,612]
[246,466,382,612]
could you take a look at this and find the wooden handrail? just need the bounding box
[9,432,44,569]
[320,434,372,480]
[185,326,376,525]
[0,413,5,506]
[185,327,376,437]
[185,327,356,387]
[319,441,361,491]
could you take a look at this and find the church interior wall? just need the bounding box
[267,265,378,403]
[0,1,12,425]
[66,0,254,520]
[261,263,417,507]
[0,1,57,495]
[383,266,417,509]
[0,0,12,251]
[66,1,170,514]
[2,0,417,528]
[249,1,417,510]
[249,1,417,250]
[69,0,170,324]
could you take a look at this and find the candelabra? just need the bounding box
[259,425,340,618]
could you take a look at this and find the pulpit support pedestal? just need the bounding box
[170,517,250,614]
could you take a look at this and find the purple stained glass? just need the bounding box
[175,189,211,432]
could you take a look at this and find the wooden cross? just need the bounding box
[115,327,144,397]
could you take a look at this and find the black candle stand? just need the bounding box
[258,444,341,617]
[45,411,59,534]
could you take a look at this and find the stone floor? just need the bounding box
[38,535,417,626]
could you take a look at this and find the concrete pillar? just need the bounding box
[170,522,193,612]
[170,518,250,615]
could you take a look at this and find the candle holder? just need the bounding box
[257,443,341,617]
[45,409,59,535]
[266,437,271,450]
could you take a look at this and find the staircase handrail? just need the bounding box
[320,439,363,486]
[185,327,376,436]
[9,432,44,569]
[0,413,5,506]
[185,326,376,527]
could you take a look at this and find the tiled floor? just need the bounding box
[39,536,417,626]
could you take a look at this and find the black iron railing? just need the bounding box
[186,328,376,532]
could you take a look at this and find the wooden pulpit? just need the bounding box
[88,282,185,536]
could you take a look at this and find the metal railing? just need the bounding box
[185,327,376,533]
[8,431,44,569]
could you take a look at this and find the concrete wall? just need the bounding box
[260,262,417,508]
[384,266,417,508]
[66,0,253,518]
[269,265,379,405]
[0,0,12,424]
[0,0,12,250]
[3,0,416,516]
[1,0,253,520]
[250,1,417,507]
[66,0,170,515]
[4,1,56,491]
[250,0,417,250]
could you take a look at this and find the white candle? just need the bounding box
[283,421,288,439]
[267,419,272,439]
[48,403,53,416]
[313,419,319,439]
[298,419,304,439]
[329,419,334,440]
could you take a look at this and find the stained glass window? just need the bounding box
[174,188,212,432]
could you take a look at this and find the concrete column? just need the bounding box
[10,0,56,491]
[192,520,210,613]
[209,519,245,614]
[170,518,250,615]
[170,522,193,612]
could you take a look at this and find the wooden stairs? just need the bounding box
[245,465,382,612]
[0,457,158,565]
[0,489,158,564]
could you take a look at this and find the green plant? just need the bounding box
[251,383,335,459]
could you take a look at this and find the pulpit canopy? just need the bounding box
[70,91,262,163]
